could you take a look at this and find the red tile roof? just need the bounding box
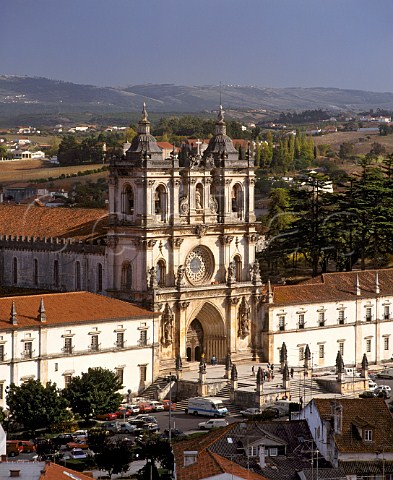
[272,269,393,305]
[0,291,152,330]
[0,204,108,241]
[313,398,393,453]
[41,462,94,480]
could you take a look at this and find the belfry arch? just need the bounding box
[185,303,227,363]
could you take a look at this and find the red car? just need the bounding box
[116,408,132,419]
[96,412,117,421]
[138,402,153,414]
[162,399,176,411]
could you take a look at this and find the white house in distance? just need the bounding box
[0,291,157,410]
[261,269,393,368]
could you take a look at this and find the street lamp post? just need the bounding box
[167,373,177,444]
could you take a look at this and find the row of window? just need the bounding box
[12,258,103,292]
[278,306,391,331]
[297,337,389,361]
[0,330,149,362]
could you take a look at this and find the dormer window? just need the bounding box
[318,312,325,327]
[364,429,373,442]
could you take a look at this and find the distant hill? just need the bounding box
[2,75,393,124]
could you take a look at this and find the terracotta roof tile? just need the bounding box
[41,462,94,480]
[0,204,108,241]
[313,398,393,453]
[0,291,151,330]
[272,269,393,305]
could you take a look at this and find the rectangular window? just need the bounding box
[319,344,325,359]
[299,347,305,361]
[318,312,325,327]
[24,342,32,359]
[116,368,124,385]
[90,335,99,352]
[269,447,278,457]
[279,316,285,331]
[366,307,372,322]
[384,337,389,351]
[248,446,258,457]
[64,337,73,354]
[116,332,124,348]
[64,375,72,388]
[298,314,305,329]
[338,310,345,325]
[140,365,147,382]
[339,342,344,356]
[366,339,371,353]
[0,345,4,362]
[364,430,372,441]
[384,306,390,320]
[0,383,3,399]
[139,330,147,346]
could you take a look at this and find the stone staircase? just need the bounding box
[286,377,333,402]
[139,376,169,401]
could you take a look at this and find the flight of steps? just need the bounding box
[139,376,169,401]
[286,377,332,401]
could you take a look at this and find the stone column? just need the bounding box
[304,344,312,378]
[224,353,232,380]
[198,360,207,397]
[175,354,183,381]
[256,366,265,408]
[230,364,238,402]
[282,362,290,392]
[280,342,288,373]
[336,351,344,384]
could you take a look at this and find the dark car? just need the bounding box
[359,390,376,398]
[161,428,185,439]
[52,434,74,446]
[262,407,280,418]
[133,422,160,436]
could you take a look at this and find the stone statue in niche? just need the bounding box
[238,296,250,338]
[176,264,186,287]
[161,303,174,345]
[227,261,236,285]
[148,266,158,289]
[209,196,218,214]
[179,196,189,215]
[195,191,202,210]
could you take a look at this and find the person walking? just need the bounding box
[251,365,255,376]
[290,367,294,378]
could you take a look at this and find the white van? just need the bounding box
[186,397,228,417]
[198,418,228,430]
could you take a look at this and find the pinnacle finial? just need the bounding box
[356,273,361,296]
[38,298,47,323]
[141,102,148,122]
[375,272,380,294]
[218,104,225,122]
[10,301,17,325]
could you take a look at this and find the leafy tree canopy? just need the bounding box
[63,367,123,421]
[6,379,69,432]
[94,437,134,479]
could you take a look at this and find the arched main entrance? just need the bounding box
[185,303,227,363]
[186,319,204,362]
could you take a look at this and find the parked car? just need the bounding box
[118,422,137,434]
[133,422,160,435]
[6,441,20,457]
[162,399,176,411]
[374,386,391,398]
[134,414,158,424]
[117,408,133,419]
[52,433,75,446]
[100,421,121,433]
[67,448,87,460]
[122,404,140,415]
[359,390,376,398]
[96,412,117,421]
[262,406,280,418]
[161,428,185,439]
[377,385,392,392]
[149,401,165,412]
[138,402,154,414]
[240,408,262,417]
[198,419,228,430]
[368,379,378,391]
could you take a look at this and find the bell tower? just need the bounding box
[107,105,261,372]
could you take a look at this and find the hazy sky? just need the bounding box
[2,0,392,92]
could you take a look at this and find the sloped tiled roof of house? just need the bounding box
[313,398,393,453]
[0,204,108,241]
[272,269,393,305]
[0,291,152,330]
[41,462,94,480]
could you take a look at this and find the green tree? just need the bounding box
[339,142,354,160]
[94,437,134,479]
[135,434,174,475]
[63,367,123,421]
[6,379,69,432]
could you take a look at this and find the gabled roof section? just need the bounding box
[313,398,393,453]
[272,269,393,305]
[0,204,108,241]
[0,291,152,330]
[41,462,94,480]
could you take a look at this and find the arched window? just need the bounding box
[122,184,134,215]
[154,185,167,221]
[33,259,38,286]
[234,255,242,282]
[75,261,81,291]
[196,184,203,211]
[12,257,17,285]
[121,262,132,290]
[156,260,166,287]
[97,263,103,292]
[232,184,243,217]
[54,260,59,288]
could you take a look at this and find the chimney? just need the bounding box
[356,273,361,296]
[183,451,198,467]
[10,301,17,325]
[38,298,47,323]
[375,272,380,295]
[258,443,266,468]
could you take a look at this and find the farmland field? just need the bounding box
[0,160,105,185]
